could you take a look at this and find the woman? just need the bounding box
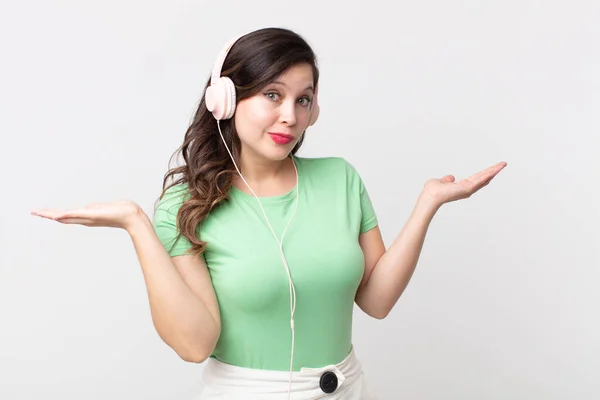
[31,27,506,399]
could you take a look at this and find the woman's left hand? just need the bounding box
[422,161,508,208]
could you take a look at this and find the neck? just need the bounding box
[236,153,294,186]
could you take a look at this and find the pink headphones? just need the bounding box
[204,32,320,126]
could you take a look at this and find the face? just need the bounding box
[234,63,315,163]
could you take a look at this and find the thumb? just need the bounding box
[441,175,455,183]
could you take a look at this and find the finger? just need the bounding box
[476,179,492,191]
[476,177,493,190]
[30,211,91,225]
[464,162,506,187]
[470,164,501,182]
[471,180,492,196]
[31,209,70,219]
[467,175,492,192]
[475,162,506,179]
[56,218,94,225]
[31,208,90,221]
[472,171,500,194]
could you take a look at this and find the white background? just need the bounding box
[1,0,598,398]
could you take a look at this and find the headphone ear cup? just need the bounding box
[205,77,237,120]
[222,77,237,119]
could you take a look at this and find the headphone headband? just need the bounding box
[210,33,245,85]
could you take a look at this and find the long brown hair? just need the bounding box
[155,27,320,257]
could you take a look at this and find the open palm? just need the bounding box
[31,200,142,230]
[423,161,507,206]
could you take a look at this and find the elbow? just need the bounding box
[176,339,217,363]
[160,329,220,364]
[179,350,210,364]
[356,299,390,320]
[370,307,390,320]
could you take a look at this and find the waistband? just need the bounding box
[200,346,363,398]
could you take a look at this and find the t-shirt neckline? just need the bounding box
[229,155,302,205]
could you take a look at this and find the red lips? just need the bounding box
[268,132,294,145]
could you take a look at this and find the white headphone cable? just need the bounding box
[216,121,299,398]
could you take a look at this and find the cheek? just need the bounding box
[237,99,277,130]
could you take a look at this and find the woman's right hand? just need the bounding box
[31,200,144,231]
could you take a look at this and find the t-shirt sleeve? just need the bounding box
[344,159,379,234]
[152,184,194,257]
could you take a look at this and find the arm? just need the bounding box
[355,161,507,319]
[355,194,438,319]
[31,199,221,362]
[127,211,221,362]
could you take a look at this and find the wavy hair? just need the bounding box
[155,27,319,257]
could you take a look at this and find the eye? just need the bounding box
[264,91,280,101]
[298,96,312,107]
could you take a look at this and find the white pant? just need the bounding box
[197,347,378,399]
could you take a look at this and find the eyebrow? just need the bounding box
[271,80,314,92]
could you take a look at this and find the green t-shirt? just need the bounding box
[153,156,378,371]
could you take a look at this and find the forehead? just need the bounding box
[271,63,314,90]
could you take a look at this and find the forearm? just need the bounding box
[360,193,440,318]
[126,212,219,361]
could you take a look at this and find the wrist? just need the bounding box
[416,191,443,217]
[125,207,151,235]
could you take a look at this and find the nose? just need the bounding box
[278,99,297,126]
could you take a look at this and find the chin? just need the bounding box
[266,142,296,159]
[268,149,293,161]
